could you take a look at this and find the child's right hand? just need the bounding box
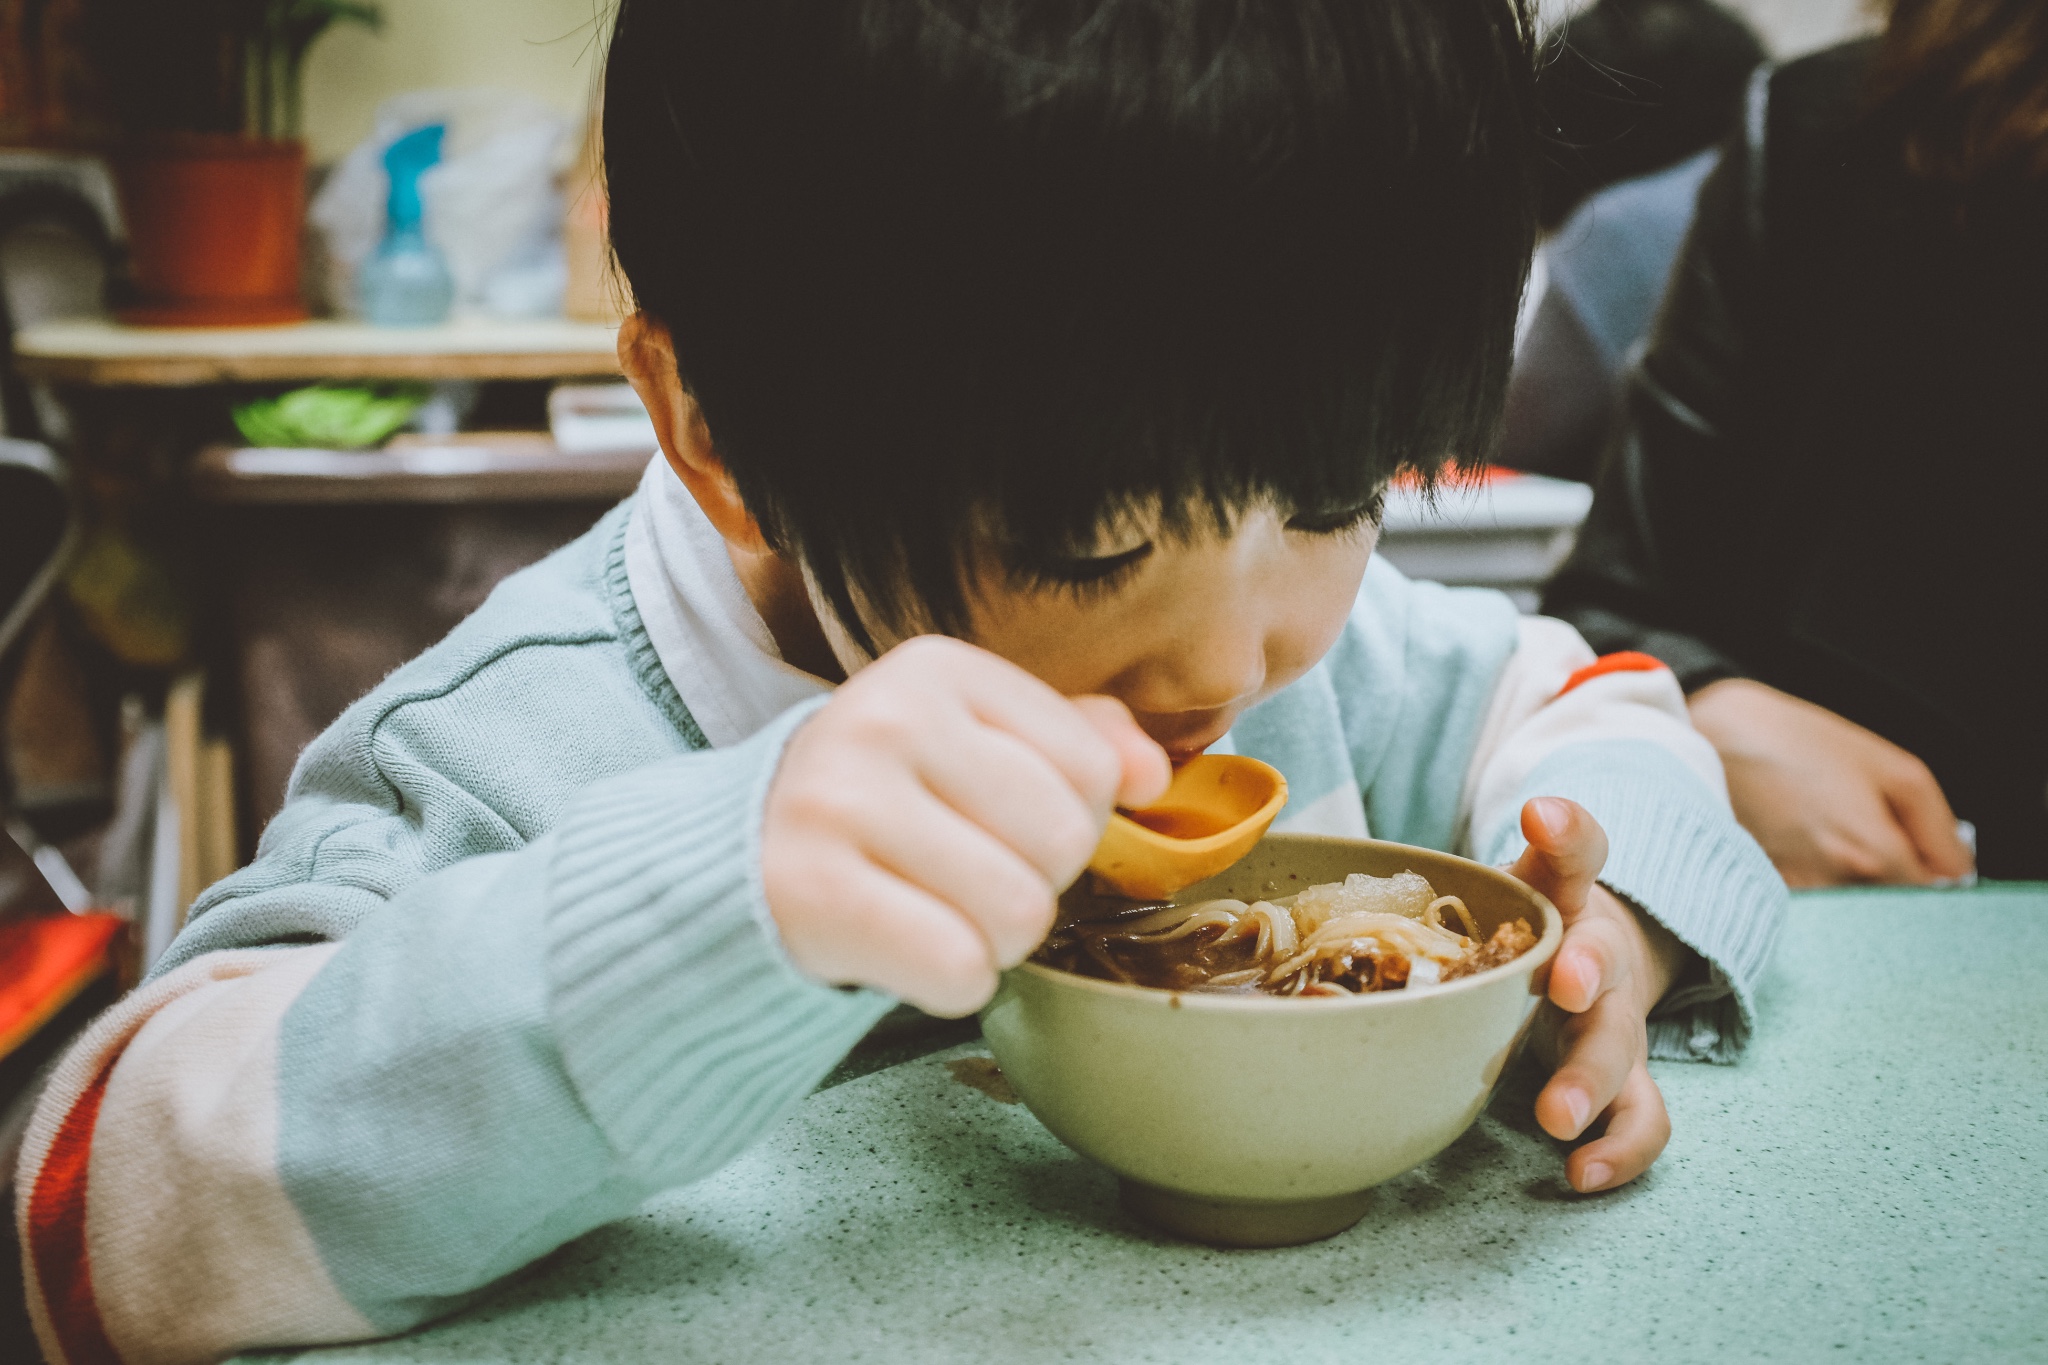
[761,636,1173,1016]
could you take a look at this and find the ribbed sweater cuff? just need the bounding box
[1483,738,1787,1064]
[543,700,892,1183]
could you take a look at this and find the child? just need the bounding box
[17,3,1784,1360]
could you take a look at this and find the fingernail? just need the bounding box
[1536,798,1573,840]
[1579,1161,1612,1192]
[1564,1090,1591,1134]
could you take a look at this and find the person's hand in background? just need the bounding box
[1687,678,1974,888]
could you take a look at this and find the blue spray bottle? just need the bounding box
[359,124,456,326]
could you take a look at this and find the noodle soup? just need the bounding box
[1034,869,1537,996]
[986,835,1564,1247]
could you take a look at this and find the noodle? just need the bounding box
[1035,869,1536,996]
[1427,894,1481,939]
[1121,900,1245,936]
[1215,900,1298,960]
[1124,906,1247,944]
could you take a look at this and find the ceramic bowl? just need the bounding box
[981,834,1561,1248]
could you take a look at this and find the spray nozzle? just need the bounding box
[382,124,447,232]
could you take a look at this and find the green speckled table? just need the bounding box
[261,886,2048,1364]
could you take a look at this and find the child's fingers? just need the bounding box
[783,855,1000,1017]
[1564,1062,1672,1194]
[915,725,1114,889]
[854,785,1060,967]
[902,638,1131,810]
[1878,756,1974,882]
[1836,819,1929,885]
[1068,694,1173,810]
[1534,991,1642,1142]
[1547,912,1636,1015]
[1508,797,1609,918]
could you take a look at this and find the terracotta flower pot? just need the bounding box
[113,135,309,327]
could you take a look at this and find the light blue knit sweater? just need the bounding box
[151,498,1782,1333]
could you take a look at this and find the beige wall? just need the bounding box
[301,0,610,162]
[1540,0,1880,56]
[1724,0,1881,57]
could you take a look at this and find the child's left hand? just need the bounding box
[1509,797,1690,1194]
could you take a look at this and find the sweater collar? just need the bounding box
[623,457,833,747]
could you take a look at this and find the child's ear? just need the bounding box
[617,312,771,554]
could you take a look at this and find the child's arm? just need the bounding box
[1450,610,1785,1063]
[18,638,1163,1365]
[17,714,884,1364]
[1311,561,1785,1187]
[1331,572,1784,1063]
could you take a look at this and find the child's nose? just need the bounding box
[1129,631,1268,718]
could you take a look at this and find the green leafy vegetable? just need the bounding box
[232,384,424,449]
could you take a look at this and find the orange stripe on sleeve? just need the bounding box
[25,1059,124,1365]
[1556,651,1669,699]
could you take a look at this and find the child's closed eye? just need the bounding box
[1003,491,1381,603]
[1284,493,1383,537]
[1008,543,1155,599]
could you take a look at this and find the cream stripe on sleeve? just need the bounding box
[15,946,378,1365]
[1456,615,1728,855]
[86,945,374,1364]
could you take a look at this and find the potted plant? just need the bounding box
[84,0,381,326]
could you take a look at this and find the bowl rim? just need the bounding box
[1018,838,1563,1012]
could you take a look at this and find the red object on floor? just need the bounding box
[0,913,123,1059]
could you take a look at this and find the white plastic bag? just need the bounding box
[311,89,576,320]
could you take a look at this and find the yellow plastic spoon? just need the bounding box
[1085,754,1289,900]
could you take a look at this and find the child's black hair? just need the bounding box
[605,0,1539,644]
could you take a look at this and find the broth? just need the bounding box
[1120,805,1232,840]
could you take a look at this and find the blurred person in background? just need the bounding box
[1544,0,2048,884]
[1505,0,1768,481]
